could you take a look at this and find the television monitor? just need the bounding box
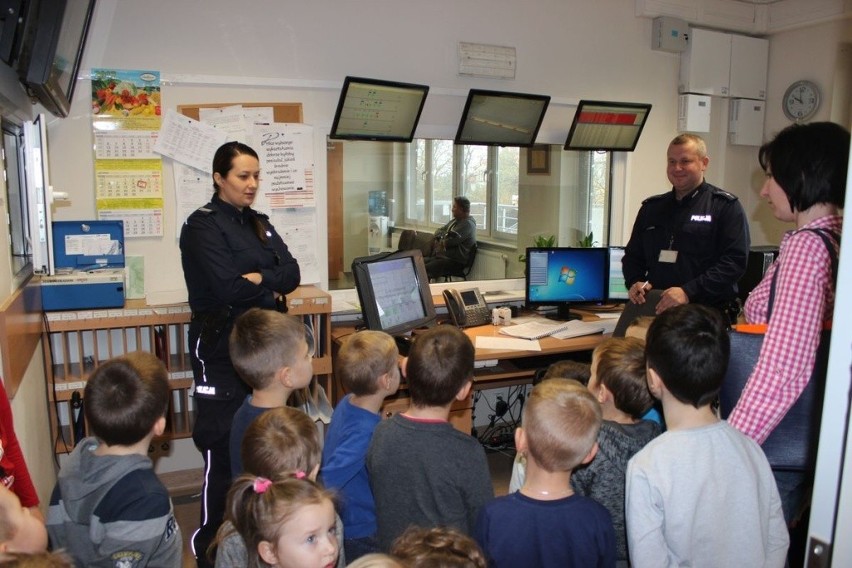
[564,100,652,152]
[0,0,24,65]
[351,248,437,335]
[525,247,609,320]
[607,246,629,302]
[329,76,429,142]
[15,0,96,118]
[454,89,550,147]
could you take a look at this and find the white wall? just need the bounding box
[46,0,731,301]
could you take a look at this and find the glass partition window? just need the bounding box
[330,138,613,289]
[2,121,30,276]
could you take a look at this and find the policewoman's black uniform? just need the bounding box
[622,181,749,320]
[179,193,299,565]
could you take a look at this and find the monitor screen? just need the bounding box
[525,247,609,320]
[329,76,429,142]
[454,89,550,147]
[351,249,437,335]
[15,0,96,118]
[608,246,629,302]
[564,100,652,151]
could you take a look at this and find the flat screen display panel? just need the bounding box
[455,89,550,147]
[608,246,629,301]
[330,76,429,142]
[564,100,652,151]
[351,249,437,335]
[526,247,609,306]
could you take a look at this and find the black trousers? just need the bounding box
[188,319,248,567]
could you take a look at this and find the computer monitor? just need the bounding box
[329,76,429,142]
[564,100,652,151]
[607,246,629,302]
[525,247,609,320]
[454,89,550,147]
[351,249,437,335]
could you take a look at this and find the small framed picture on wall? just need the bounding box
[527,145,550,175]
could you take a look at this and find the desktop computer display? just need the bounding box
[608,246,629,302]
[526,247,608,319]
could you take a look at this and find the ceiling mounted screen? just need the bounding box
[329,76,429,142]
[564,100,652,152]
[454,89,550,147]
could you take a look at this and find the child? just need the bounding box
[226,475,338,568]
[573,337,661,566]
[0,551,74,567]
[346,553,404,568]
[625,304,788,567]
[0,486,47,554]
[536,359,591,386]
[391,526,487,568]
[510,359,592,491]
[215,406,345,568]
[229,308,315,477]
[367,326,493,550]
[320,331,400,561]
[46,352,182,566]
[475,379,616,567]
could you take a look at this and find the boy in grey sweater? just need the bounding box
[47,352,182,567]
[367,326,493,551]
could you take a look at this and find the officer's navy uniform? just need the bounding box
[179,193,299,567]
[622,181,749,316]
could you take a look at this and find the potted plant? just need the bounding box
[518,234,556,263]
[576,231,597,248]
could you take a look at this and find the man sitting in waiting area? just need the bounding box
[424,196,476,280]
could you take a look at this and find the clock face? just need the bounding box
[783,80,820,121]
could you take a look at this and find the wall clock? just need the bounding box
[782,80,820,122]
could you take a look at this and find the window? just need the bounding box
[407,141,609,245]
[2,120,30,276]
[409,142,519,241]
[328,138,614,289]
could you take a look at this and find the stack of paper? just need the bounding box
[499,319,606,340]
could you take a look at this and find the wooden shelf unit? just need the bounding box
[42,286,332,454]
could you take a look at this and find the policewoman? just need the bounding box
[179,141,300,567]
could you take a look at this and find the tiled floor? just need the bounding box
[172,448,516,567]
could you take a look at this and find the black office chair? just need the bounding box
[441,243,478,282]
[611,289,662,337]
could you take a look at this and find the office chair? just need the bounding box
[611,289,663,337]
[441,242,478,282]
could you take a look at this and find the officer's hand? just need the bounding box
[242,272,262,285]
[629,281,650,304]
[656,287,689,314]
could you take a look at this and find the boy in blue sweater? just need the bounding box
[476,379,616,567]
[321,330,400,561]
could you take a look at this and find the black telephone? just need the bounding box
[442,287,490,328]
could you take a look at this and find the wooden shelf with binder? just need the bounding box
[42,285,332,454]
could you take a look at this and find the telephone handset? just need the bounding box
[442,287,491,328]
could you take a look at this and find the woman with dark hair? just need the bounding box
[727,122,849,522]
[179,141,300,567]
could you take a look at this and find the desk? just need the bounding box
[332,318,610,434]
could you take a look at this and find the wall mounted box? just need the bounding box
[40,220,125,311]
[729,99,765,146]
[678,94,711,132]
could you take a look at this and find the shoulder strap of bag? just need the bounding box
[766,228,840,321]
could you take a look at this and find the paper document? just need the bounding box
[499,319,605,340]
[475,336,542,352]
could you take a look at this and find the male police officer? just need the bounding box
[622,134,749,324]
